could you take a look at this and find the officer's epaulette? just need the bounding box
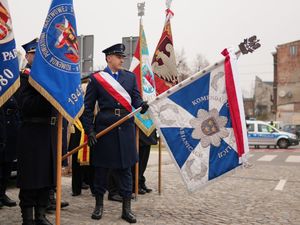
[21,68,31,76]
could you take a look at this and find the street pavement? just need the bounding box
[1,147,300,225]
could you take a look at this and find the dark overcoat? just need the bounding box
[16,67,57,189]
[82,68,143,169]
[0,96,20,163]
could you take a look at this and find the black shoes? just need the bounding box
[121,197,136,223]
[71,192,81,197]
[0,200,3,208]
[46,200,69,211]
[91,195,103,220]
[81,182,89,190]
[35,207,53,225]
[138,188,146,195]
[108,194,123,202]
[0,194,17,207]
[141,184,152,193]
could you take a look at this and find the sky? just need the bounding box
[8,0,300,97]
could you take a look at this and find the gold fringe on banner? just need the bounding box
[134,114,156,137]
[28,77,84,124]
[0,78,20,107]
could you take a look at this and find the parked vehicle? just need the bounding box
[246,120,299,149]
[282,124,300,140]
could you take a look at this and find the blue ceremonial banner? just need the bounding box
[29,0,83,122]
[148,49,249,191]
[0,0,19,107]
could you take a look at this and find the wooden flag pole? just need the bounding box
[134,127,139,199]
[158,136,162,195]
[56,113,63,225]
[62,107,142,161]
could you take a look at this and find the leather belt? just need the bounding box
[23,117,57,126]
[101,108,129,117]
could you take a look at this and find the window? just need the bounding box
[258,124,272,132]
[247,124,254,132]
[290,45,297,56]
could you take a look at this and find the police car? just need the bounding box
[246,120,299,149]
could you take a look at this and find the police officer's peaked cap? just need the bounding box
[102,43,126,57]
[22,38,38,53]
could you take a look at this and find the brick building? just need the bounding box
[253,76,274,120]
[273,40,300,124]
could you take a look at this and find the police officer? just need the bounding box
[0,96,19,208]
[82,43,149,223]
[17,38,54,225]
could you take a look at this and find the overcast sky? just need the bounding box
[8,0,300,96]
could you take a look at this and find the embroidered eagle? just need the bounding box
[152,43,178,84]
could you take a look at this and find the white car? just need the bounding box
[246,120,299,149]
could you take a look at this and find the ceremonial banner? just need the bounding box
[29,0,83,122]
[0,0,19,107]
[151,0,178,95]
[130,24,156,136]
[148,49,249,191]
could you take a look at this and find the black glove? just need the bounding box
[140,101,149,114]
[88,131,97,147]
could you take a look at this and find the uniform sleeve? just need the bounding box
[131,74,144,109]
[81,77,98,134]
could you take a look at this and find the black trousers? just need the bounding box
[0,161,13,197]
[19,188,50,208]
[132,145,151,187]
[71,151,94,195]
[107,169,120,196]
[94,167,132,198]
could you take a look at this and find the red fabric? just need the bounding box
[152,19,176,95]
[93,73,132,112]
[222,49,245,157]
[23,68,31,76]
[132,38,141,93]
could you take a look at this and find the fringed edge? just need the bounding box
[0,77,20,107]
[134,115,156,137]
[28,76,84,123]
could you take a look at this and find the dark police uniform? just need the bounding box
[82,43,147,222]
[0,96,20,207]
[17,38,55,225]
[82,66,143,196]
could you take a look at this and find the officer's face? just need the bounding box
[25,52,35,65]
[107,54,124,72]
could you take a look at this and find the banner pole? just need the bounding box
[134,127,139,199]
[56,113,63,225]
[158,136,162,195]
[62,107,142,161]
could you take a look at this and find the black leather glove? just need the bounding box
[140,101,149,114]
[88,131,97,147]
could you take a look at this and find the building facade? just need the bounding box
[253,76,274,121]
[273,40,300,124]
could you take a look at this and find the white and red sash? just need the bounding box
[93,71,132,112]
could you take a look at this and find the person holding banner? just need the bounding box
[17,39,54,225]
[0,96,19,208]
[82,43,149,223]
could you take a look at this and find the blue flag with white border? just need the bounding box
[0,0,19,107]
[29,0,83,122]
[148,49,249,191]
